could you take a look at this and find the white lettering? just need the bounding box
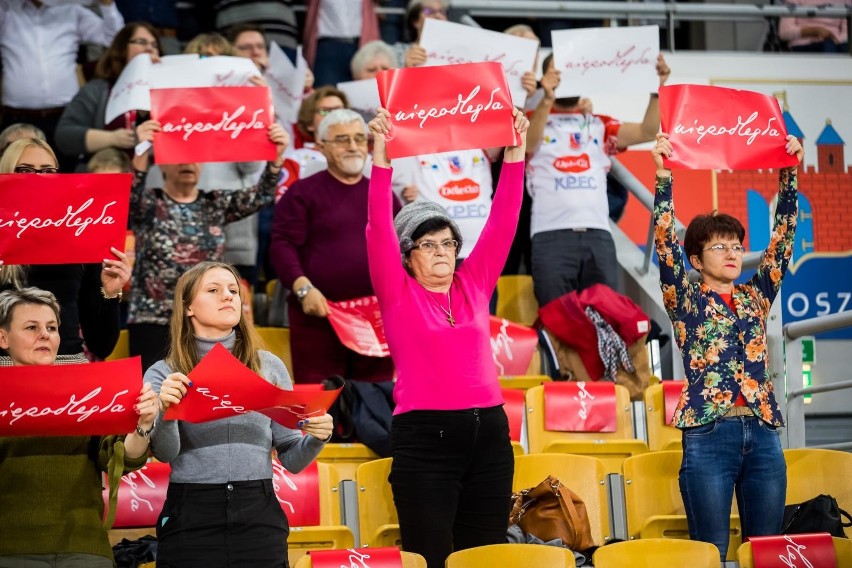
[1,387,129,425]
[393,86,504,129]
[779,535,814,568]
[490,318,515,376]
[672,112,781,146]
[162,107,267,142]
[787,293,809,318]
[0,200,118,239]
[573,381,596,420]
[195,387,247,414]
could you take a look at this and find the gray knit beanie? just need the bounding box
[393,200,462,254]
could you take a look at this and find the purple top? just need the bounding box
[366,160,525,414]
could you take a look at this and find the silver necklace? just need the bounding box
[430,289,455,327]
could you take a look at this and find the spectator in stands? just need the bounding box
[399,0,447,67]
[351,40,397,80]
[303,0,381,86]
[55,22,161,172]
[228,23,271,72]
[217,0,300,62]
[128,120,290,372]
[0,123,45,155]
[651,132,804,561]
[0,287,157,567]
[526,53,671,306]
[290,86,349,177]
[147,261,332,567]
[0,138,130,363]
[270,109,399,383]
[0,0,124,172]
[367,107,528,568]
[185,31,235,57]
[87,147,132,174]
[779,0,848,53]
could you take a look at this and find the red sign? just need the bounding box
[439,178,480,201]
[150,86,277,164]
[326,296,390,358]
[490,316,539,377]
[163,343,341,428]
[107,461,171,528]
[0,357,142,436]
[750,533,837,568]
[553,154,591,173]
[0,173,131,265]
[272,459,321,526]
[376,62,519,159]
[310,547,403,568]
[660,84,799,171]
[662,380,684,425]
[502,388,526,442]
[543,381,617,433]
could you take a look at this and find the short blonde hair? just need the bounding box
[87,147,132,173]
[0,137,58,174]
[0,287,61,330]
[185,32,235,57]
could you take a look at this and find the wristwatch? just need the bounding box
[295,283,314,301]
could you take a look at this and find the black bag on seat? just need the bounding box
[782,494,852,537]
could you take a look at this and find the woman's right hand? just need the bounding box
[368,108,392,168]
[111,128,136,149]
[158,372,191,413]
[405,44,427,67]
[136,119,162,144]
[652,132,673,178]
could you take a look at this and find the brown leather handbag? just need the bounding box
[508,475,595,551]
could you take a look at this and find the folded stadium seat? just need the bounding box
[622,451,742,561]
[593,538,719,567]
[525,383,649,475]
[495,275,539,327]
[274,460,355,566]
[643,381,683,451]
[737,535,852,567]
[294,549,427,568]
[104,461,170,546]
[498,375,551,390]
[355,458,400,548]
[105,329,130,361]
[502,387,527,456]
[446,543,576,567]
[316,442,381,481]
[784,448,852,538]
[512,453,612,545]
[255,326,293,372]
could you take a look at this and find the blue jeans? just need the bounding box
[679,416,787,560]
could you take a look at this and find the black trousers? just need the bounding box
[390,405,515,568]
[156,479,289,568]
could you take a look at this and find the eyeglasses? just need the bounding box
[235,42,266,52]
[322,134,369,147]
[411,239,459,254]
[315,107,344,117]
[704,244,746,255]
[128,38,159,50]
[14,166,59,174]
[422,7,447,16]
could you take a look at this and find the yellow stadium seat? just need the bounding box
[446,543,576,567]
[498,375,551,390]
[255,326,293,372]
[316,443,381,481]
[785,448,852,538]
[643,382,683,451]
[106,329,129,361]
[495,275,539,327]
[737,536,852,568]
[622,451,741,561]
[294,550,427,568]
[525,384,649,475]
[356,458,400,548]
[512,453,612,545]
[593,538,720,567]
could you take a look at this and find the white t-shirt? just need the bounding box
[526,112,622,236]
[317,0,362,39]
[393,149,492,259]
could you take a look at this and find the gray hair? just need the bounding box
[504,24,537,39]
[317,109,368,142]
[0,287,61,329]
[350,40,398,78]
[0,123,46,153]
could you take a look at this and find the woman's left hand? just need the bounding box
[786,134,805,164]
[269,123,291,163]
[298,413,333,442]
[656,54,671,86]
[101,247,131,297]
[135,382,158,431]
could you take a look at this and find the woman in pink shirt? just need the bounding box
[366,108,528,568]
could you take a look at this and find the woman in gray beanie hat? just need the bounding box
[365,106,529,568]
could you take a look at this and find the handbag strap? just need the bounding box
[553,480,583,531]
[840,507,852,528]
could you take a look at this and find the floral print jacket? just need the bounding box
[653,170,798,428]
[127,166,279,325]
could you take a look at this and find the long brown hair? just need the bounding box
[165,262,264,375]
[95,22,161,83]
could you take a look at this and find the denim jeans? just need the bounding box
[679,415,787,560]
[390,406,515,568]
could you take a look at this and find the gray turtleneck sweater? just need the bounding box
[145,332,326,483]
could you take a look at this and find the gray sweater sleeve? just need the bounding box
[55,79,109,160]
[146,361,182,463]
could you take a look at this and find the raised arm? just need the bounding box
[222,124,290,222]
[526,65,560,154]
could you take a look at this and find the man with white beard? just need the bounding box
[270,109,400,383]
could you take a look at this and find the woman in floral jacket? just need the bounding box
[651,132,803,560]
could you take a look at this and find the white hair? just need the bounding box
[350,40,398,78]
[317,109,368,141]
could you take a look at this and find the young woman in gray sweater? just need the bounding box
[147,261,332,568]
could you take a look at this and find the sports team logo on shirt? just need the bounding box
[569,132,582,149]
[438,178,480,201]
[448,156,463,174]
[553,154,591,173]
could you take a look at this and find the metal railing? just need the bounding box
[783,310,852,449]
